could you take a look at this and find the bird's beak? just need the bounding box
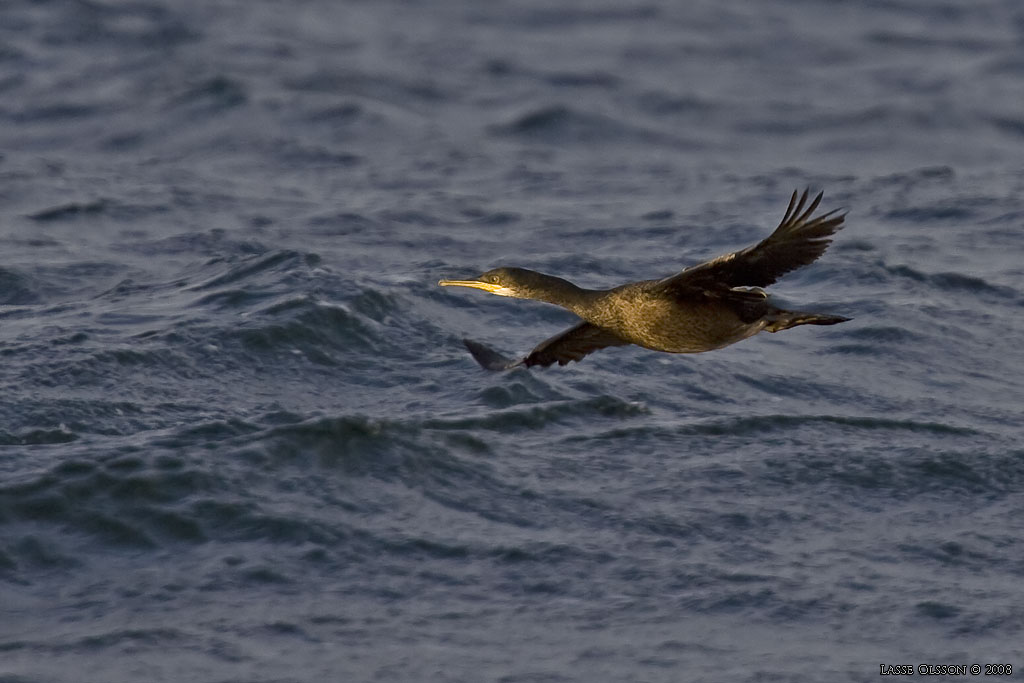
[438,279,502,293]
[438,279,515,297]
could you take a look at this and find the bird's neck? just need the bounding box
[525,274,605,317]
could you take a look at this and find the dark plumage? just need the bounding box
[439,189,849,370]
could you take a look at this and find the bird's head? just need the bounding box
[438,267,548,299]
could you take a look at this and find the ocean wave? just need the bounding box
[259,414,492,470]
[166,75,248,117]
[882,263,1018,298]
[489,104,690,147]
[188,250,320,292]
[34,1,196,48]
[823,323,926,356]
[0,445,234,563]
[220,298,377,360]
[470,4,660,28]
[0,267,43,305]
[27,198,168,223]
[423,395,648,432]
[759,445,1023,497]
[684,413,979,438]
[0,427,77,446]
[286,68,448,104]
[884,203,979,222]
[4,102,101,125]
[571,413,979,444]
[305,211,381,235]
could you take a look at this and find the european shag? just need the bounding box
[439,189,849,370]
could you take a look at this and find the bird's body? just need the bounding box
[569,280,764,353]
[439,189,849,370]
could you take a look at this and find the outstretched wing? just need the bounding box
[655,189,845,296]
[461,322,630,371]
[523,321,631,367]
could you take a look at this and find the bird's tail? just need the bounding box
[461,338,520,371]
[765,310,850,333]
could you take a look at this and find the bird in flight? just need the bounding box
[439,189,849,370]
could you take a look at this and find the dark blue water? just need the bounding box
[2,1,1023,681]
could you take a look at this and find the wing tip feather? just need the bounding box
[462,338,520,371]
